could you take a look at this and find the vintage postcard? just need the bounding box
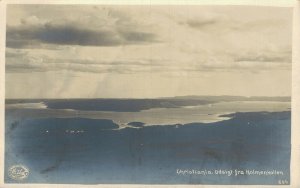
[0,0,299,187]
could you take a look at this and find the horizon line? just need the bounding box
[4,95,292,100]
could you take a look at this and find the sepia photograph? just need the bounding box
[1,1,297,186]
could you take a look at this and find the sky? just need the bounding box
[5,5,292,98]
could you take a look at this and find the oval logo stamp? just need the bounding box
[8,165,29,181]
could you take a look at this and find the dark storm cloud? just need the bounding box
[6,23,157,48]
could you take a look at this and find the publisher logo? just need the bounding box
[8,165,29,181]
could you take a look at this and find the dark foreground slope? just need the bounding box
[5,111,290,184]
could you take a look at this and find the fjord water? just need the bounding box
[5,99,291,184]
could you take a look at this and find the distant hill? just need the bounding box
[166,95,290,102]
[5,95,290,112]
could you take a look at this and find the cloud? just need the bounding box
[7,47,290,75]
[178,9,290,37]
[5,50,164,74]
[6,23,157,49]
[177,11,227,29]
[6,5,159,49]
[6,47,291,75]
[181,18,288,36]
[234,52,291,63]
[185,19,218,28]
[207,48,290,72]
[5,5,292,75]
